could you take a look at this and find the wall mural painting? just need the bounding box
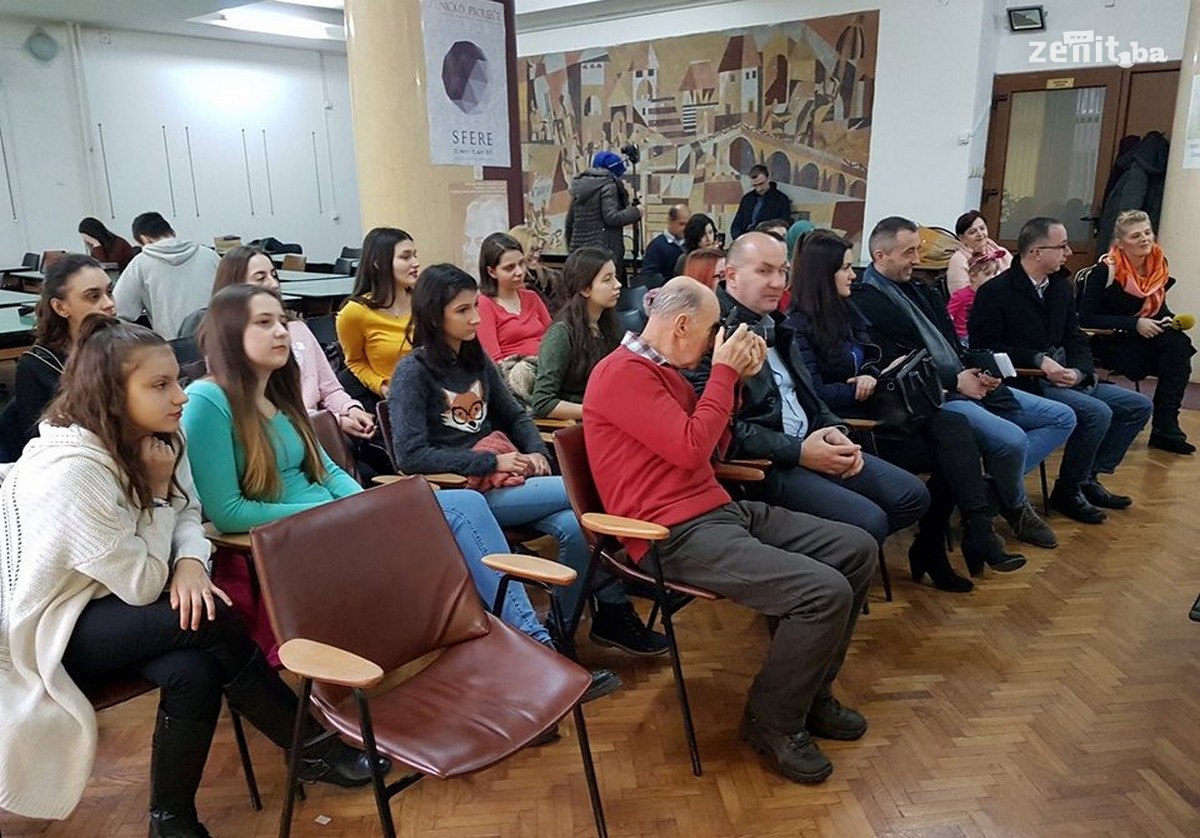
[518,12,878,254]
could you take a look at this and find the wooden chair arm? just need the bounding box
[1082,327,1117,337]
[1015,368,1046,377]
[715,462,766,482]
[278,638,384,689]
[202,521,251,550]
[842,417,879,431]
[419,472,469,488]
[581,511,669,541]
[726,457,772,469]
[534,417,577,430]
[481,553,577,587]
[539,431,555,445]
[371,474,441,491]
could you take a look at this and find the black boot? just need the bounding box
[908,532,973,593]
[147,710,216,838]
[1149,422,1196,454]
[1049,480,1107,523]
[223,648,390,788]
[961,516,1026,576]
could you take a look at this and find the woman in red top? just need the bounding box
[476,232,553,402]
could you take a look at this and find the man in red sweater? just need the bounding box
[583,276,878,784]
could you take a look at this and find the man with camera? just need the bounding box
[684,232,930,550]
[583,275,877,784]
[565,149,644,283]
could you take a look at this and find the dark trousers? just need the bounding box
[653,501,877,733]
[1039,382,1152,484]
[749,452,929,545]
[62,594,257,722]
[875,409,992,540]
[1096,329,1195,431]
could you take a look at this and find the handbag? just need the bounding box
[866,348,945,434]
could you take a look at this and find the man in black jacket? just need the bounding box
[565,150,644,283]
[969,216,1152,523]
[730,165,792,240]
[685,232,929,548]
[640,203,690,284]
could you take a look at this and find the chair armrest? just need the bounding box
[539,431,555,444]
[481,553,577,586]
[202,521,251,550]
[726,457,772,469]
[842,417,879,431]
[580,511,669,541]
[372,474,441,491]
[534,417,576,430]
[413,472,469,488]
[1082,327,1117,337]
[1015,368,1046,378]
[714,462,766,482]
[278,638,384,689]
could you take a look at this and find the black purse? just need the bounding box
[866,348,944,434]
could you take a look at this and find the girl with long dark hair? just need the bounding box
[78,216,135,270]
[389,264,667,654]
[530,247,622,420]
[335,227,420,400]
[0,316,377,836]
[787,233,1025,591]
[0,254,115,458]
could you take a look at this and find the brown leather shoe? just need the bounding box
[739,709,832,784]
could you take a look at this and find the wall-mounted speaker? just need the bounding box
[24,28,60,63]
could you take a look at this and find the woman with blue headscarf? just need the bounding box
[565,150,644,284]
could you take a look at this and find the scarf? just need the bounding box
[1108,244,1169,317]
[862,264,962,388]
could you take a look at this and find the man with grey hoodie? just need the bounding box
[114,212,220,339]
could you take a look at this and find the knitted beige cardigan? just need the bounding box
[0,424,210,819]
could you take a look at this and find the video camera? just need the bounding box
[621,143,641,165]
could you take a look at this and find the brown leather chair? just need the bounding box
[248,477,607,837]
[308,409,358,483]
[553,423,724,777]
[373,402,467,488]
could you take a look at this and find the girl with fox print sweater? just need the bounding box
[387,264,669,654]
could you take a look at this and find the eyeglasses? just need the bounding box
[1035,243,1071,252]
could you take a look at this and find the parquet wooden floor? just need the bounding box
[4,410,1200,837]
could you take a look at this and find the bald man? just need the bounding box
[583,276,877,784]
[685,232,929,549]
[640,204,691,284]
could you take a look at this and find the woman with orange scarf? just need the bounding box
[1079,210,1196,454]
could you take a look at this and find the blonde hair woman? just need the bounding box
[1079,209,1196,454]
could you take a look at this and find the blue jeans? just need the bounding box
[942,389,1076,510]
[1037,382,1152,484]
[436,489,550,644]
[484,476,621,629]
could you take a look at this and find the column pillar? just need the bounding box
[1157,0,1200,379]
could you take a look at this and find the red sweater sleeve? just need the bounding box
[476,296,503,361]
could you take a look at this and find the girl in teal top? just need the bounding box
[182,284,562,656]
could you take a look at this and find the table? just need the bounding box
[0,289,38,308]
[276,270,351,283]
[0,308,36,361]
[281,277,355,299]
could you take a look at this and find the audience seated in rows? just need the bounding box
[1079,209,1196,454]
[0,316,381,835]
[335,227,419,405]
[530,247,622,420]
[582,275,877,784]
[0,255,115,459]
[786,231,1026,591]
[969,216,1152,523]
[114,211,218,340]
[78,216,136,271]
[684,232,931,562]
[852,217,1075,548]
[387,264,667,655]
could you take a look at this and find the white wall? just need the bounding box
[0,18,360,262]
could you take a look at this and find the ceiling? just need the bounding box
[0,0,722,51]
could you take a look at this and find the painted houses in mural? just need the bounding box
[519,12,878,254]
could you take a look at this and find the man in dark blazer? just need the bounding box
[969,216,1152,523]
[685,232,929,549]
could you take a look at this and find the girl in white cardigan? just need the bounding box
[0,316,384,836]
